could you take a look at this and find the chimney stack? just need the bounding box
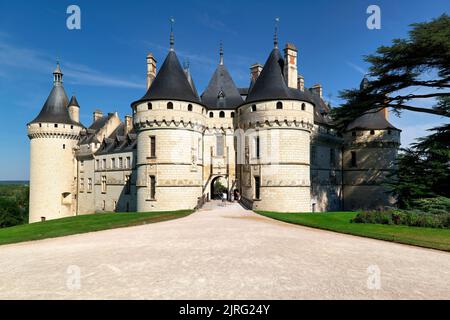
[124,115,133,134]
[146,53,157,90]
[93,109,103,122]
[284,43,298,89]
[311,84,323,98]
[250,63,263,84]
[297,75,305,91]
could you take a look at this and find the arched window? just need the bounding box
[188,104,193,111]
[370,130,375,135]
[148,102,152,110]
[209,112,214,118]
[219,111,225,118]
[301,103,306,111]
[276,101,283,109]
[231,112,235,118]
[167,102,173,109]
[251,105,257,112]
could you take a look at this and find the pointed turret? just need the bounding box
[68,95,81,123]
[29,62,77,125]
[132,21,200,105]
[201,44,243,109]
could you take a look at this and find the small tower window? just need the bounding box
[39,123,42,128]
[188,104,193,111]
[70,125,74,129]
[231,112,235,118]
[370,130,375,135]
[167,102,173,109]
[251,105,257,112]
[276,102,283,109]
[148,102,152,110]
[388,130,392,135]
[63,144,66,150]
[219,111,225,118]
[209,112,214,118]
[351,151,357,168]
[352,131,356,137]
[54,124,58,128]
[301,103,306,111]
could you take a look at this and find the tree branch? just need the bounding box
[386,103,449,117]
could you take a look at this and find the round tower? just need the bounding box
[27,63,83,223]
[132,26,205,212]
[237,40,314,212]
[342,77,401,210]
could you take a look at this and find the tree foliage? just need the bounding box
[332,14,450,130]
[0,185,29,228]
[387,123,450,208]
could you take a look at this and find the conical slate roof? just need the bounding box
[29,84,78,125]
[68,95,80,107]
[133,50,200,106]
[201,64,243,109]
[246,48,313,104]
[346,110,400,131]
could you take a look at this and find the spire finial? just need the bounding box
[274,17,280,48]
[169,17,175,51]
[219,41,224,65]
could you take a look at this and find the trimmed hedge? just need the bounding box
[352,197,450,229]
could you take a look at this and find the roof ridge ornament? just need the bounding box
[274,17,280,49]
[219,41,224,65]
[169,17,175,51]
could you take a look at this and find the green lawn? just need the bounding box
[256,211,450,252]
[0,210,193,246]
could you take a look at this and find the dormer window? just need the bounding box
[167,102,173,109]
[188,104,193,112]
[276,102,283,109]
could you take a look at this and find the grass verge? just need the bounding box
[0,210,193,246]
[256,211,450,252]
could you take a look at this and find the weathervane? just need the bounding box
[274,17,280,48]
[169,17,175,50]
[219,41,224,65]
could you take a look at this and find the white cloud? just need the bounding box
[0,38,145,89]
[346,61,367,75]
[400,121,446,147]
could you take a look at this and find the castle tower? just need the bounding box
[342,77,401,210]
[27,63,83,223]
[201,43,243,199]
[237,33,315,212]
[131,23,205,212]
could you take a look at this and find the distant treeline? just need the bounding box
[0,184,29,228]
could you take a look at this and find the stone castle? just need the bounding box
[27,30,400,223]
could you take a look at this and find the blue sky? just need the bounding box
[0,0,448,180]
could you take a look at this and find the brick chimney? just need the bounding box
[284,43,298,89]
[297,74,305,91]
[93,109,103,122]
[146,53,157,90]
[124,115,133,134]
[311,84,323,98]
[250,63,263,83]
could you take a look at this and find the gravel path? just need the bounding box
[0,202,449,299]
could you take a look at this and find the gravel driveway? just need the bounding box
[0,202,449,299]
